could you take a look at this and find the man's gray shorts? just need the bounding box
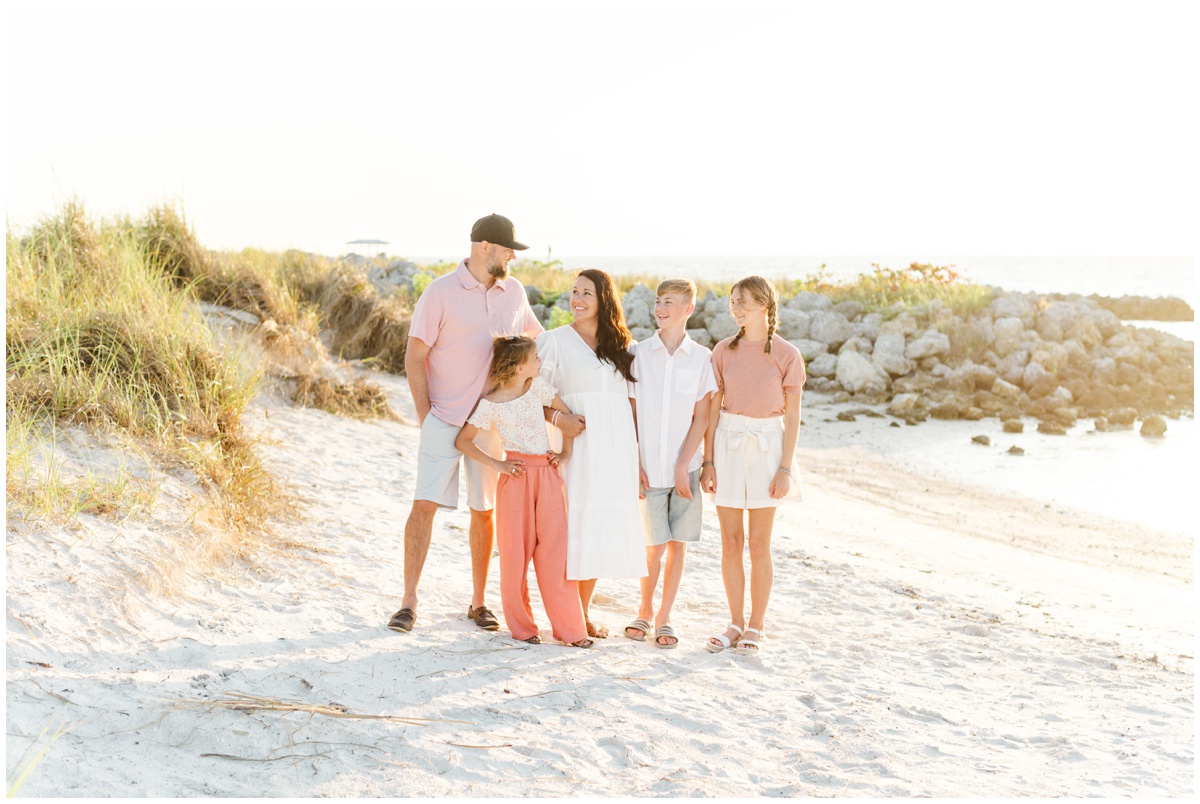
[639,469,703,546]
[414,414,501,512]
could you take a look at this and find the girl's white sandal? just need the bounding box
[734,627,765,654]
[705,623,744,653]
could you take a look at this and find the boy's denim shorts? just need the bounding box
[638,468,703,546]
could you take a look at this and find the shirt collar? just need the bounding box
[455,259,509,292]
[648,330,694,354]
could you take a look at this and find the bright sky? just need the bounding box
[5,0,1196,259]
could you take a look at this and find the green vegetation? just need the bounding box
[502,258,992,319]
[5,203,280,537]
[803,262,995,318]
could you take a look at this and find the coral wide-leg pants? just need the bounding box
[495,453,586,644]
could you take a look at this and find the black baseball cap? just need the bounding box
[470,214,528,250]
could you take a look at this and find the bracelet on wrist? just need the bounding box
[777,466,792,475]
[551,410,561,426]
[702,460,714,468]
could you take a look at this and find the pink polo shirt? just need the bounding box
[409,260,543,427]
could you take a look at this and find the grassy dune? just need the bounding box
[5,203,406,547]
[6,201,991,540]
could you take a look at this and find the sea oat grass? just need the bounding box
[290,373,397,420]
[6,203,286,537]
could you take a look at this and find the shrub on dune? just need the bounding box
[6,203,286,544]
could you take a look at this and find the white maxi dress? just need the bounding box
[536,326,646,581]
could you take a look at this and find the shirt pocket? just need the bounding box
[673,368,701,396]
[488,309,525,339]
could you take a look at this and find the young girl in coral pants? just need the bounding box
[456,336,594,648]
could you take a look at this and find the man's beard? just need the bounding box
[487,260,509,280]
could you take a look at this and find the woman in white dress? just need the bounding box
[537,269,646,638]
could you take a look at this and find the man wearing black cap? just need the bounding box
[389,214,581,633]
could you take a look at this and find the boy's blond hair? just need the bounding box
[656,278,696,302]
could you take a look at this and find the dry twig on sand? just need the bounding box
[175,691,473,727]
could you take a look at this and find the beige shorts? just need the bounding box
[414,414,502,511]
[712,412,801,509]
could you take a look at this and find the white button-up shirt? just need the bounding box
[629,332,719,488]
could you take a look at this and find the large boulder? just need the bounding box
[809,311,855,349]
[1022,361,1057,399]
[888,393,928,421]
[879,311,920,337]
[687,327,714,348]
[905,329,951,360]
[629,327,654,344]
[872,331,913,376]
[833,300,865,321]
[855,312,884,342]
[368,259,418,296]
[622,283,655,329]
[789,338,829,362]
[836,351,890,394]
[707,310,740,341]
[838,335,874,355]
[776,308,812,340]
[992,316,1025,357]
[807,353,839,378]
[785,291,832,312]
[992,377,1021,400]
[990,294,1036,324]
[688,290,719,328]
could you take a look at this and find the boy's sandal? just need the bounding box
[734,627,765,654]
[654,623,679,649]
[624,619,653,642]
[705,623,744,653]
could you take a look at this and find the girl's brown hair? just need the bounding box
[488,335,538,389]
[577,268,636,383]
[728,275,778,353]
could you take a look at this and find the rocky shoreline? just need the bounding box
[364,259,1194,438]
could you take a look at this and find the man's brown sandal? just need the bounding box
[468,605,500,631]
[387,608,416,632]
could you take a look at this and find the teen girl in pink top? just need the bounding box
[700,276,806,656]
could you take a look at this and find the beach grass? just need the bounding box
[5,203,283,539]
[501,258,994,317]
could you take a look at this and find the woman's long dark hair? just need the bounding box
[577,268,636,383]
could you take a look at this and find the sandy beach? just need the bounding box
[5,368,1194,797]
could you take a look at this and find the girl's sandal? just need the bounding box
[586,621,609,639]
[734,627,765,655]
[569,638,595,649]
[521,635,541,644]
[654,623,679,649]
[624,619,652,641]
[705,623,744,653]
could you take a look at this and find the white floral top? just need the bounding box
[467,376,557,455]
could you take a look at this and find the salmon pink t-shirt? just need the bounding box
[711,335,806,417]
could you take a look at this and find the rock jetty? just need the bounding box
[367,261,1193,433]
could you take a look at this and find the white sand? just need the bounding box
[5,373,1194,797]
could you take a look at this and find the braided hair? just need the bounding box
[727,275,778,353]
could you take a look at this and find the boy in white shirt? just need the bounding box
[626,279,718,648]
